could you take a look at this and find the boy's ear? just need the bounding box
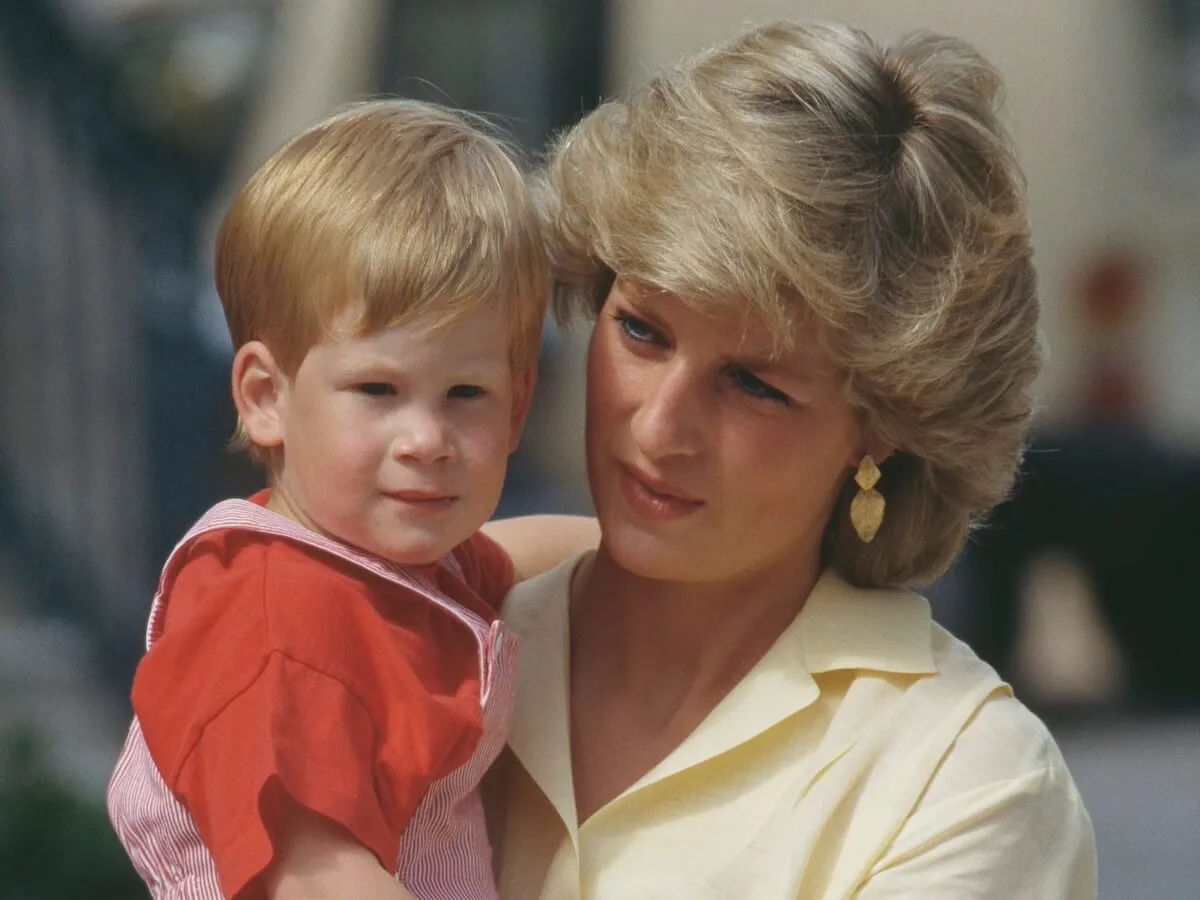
[508,362,538,454]
[232,341,288,449]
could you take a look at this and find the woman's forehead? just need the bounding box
[620,276,837,375]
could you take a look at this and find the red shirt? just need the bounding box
[131,515,512,899]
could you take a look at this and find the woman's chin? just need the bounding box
[599,524,707,583]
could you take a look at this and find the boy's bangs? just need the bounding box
[329,196,545,364]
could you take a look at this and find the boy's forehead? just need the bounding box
[322,301,452,343]
[320,300,514,356]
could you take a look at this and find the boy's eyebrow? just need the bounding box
[336,353,509,375]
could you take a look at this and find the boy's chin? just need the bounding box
[361,524,464,568]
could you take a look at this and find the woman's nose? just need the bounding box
[629,363,705,461]
[391,409,454,464]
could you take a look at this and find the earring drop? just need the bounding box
[850,455,885,543]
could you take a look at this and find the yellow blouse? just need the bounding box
[487,554,1096,899]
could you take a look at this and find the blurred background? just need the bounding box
[0,1,1197,897]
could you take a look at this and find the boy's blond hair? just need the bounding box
[217,99,548,452]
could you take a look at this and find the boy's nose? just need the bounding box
[391,412,454,464]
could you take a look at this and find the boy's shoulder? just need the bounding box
[179,525,362,587]
[172,504,411,601]
[160,528,374,637]
[166,528,482,669]
[160,500,505,644]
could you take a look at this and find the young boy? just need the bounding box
[106,99,551,900]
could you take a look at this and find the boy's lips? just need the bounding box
[386,489,457,507]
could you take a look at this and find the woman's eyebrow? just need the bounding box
[622,292,672,327]
[730,348,842,396]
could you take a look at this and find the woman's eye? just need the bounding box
[356,382,395,397]
[729,367,791,405]
[614,312,663,345]
[448,384,486,400]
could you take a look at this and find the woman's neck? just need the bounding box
[572,545,820,725]
[566,545,822,822]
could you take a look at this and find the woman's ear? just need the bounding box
[508,361,539,454]
[866,442,896,467]
[846,419,895,472]
[232,341,288,449]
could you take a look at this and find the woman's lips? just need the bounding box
[617,463,703,521]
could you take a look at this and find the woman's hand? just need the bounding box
[264,801,416,900]
[482,514,600,583]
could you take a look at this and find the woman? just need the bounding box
[484,20,1095,900]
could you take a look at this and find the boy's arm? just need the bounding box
[130,539,488,899]
[265,799,417,900]
[481,514,600,583]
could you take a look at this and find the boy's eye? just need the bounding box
[448,384,486,399]
[729,366,791,405]
[356,383,395,397]
[613,312,664,345]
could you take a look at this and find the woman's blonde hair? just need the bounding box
[217,99,548,449]
[542,21,1042,588]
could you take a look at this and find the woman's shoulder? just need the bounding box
[921,623,1076,786]
[498,550,587,633]
[851,627,1096,897]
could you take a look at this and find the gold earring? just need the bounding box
[850,455,885,543]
